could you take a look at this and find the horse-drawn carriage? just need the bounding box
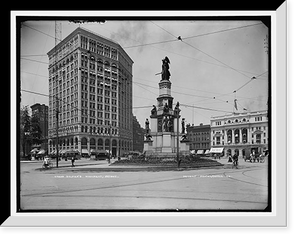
[244,148,266,163]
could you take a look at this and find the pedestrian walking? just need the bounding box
[71,156,75,167]
[228,154,232,162]
[232,153,238,169]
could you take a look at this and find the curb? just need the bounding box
[53,163,224,172]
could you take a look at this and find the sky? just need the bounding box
[20,19,269,127]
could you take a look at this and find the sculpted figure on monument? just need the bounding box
[145,118,152,140]
[145,118,150,134]
[163,102,169,113]
[151,105,157,116]
[161,56,171,80]
[163,116,169,132]
[181,118,185,134]
[174,102,180,116]
[181,134,187,141]
[167,117,173,132]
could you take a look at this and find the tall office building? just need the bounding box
[47,27,134,156]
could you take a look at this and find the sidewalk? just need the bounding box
[54,157,224,172]
[216,156,268,169]
[31,157,119,170]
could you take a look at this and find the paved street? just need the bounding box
[20,158,269,210]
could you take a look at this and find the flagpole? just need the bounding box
[233,91,236,114]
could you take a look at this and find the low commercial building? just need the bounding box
[186,123,211,154]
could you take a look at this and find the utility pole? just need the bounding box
[56,97,59,168]
[177,110,180,165]
[175,102,181,168]
[108,123,112,164]
[54,21,61,168]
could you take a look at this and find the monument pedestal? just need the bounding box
[180,139,190,156]
[144,131,190,156]
[161,132,172,153]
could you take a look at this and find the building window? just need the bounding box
[256,134,261,143]
[227,130,232,144]
[234,129,240,143]
[242,128,247,143]
[215,121,221,126]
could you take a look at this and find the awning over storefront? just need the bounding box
[81,149,89,154]
[197,150,204,155]
[30,148,39,154]
[190,150,196,154]
[37,149,45,155]
[209,147,224,153]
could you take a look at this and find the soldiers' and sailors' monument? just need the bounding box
[144,56,190,156]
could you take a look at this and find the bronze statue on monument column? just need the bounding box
[161,56,171,80]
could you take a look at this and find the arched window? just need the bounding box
[97,138,103,149]
[234,149,239,156]
[81,137,87,149]
[111,63,117,71]
[242,128,248,143]
[234,129,240,143]
[105,139,110,150]
[90,138,96,150]
[227,130,232,144]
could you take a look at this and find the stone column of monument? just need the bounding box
[143,56,189,156]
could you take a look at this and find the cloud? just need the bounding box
[244,94,267,112]
[110,21,149,52]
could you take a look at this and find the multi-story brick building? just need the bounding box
[31,103,49,140]
[210,110,269,157]
[132,115,144,153]
[47,27,134,156]
[186,123,211,154]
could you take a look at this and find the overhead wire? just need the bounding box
[124,22,263,49]
[22,22,267,79]
[22,69,236,114]
[148,21,269,114]
[183,22,263,40]
[233,71,268,92]
[22,23,61,42]
[21,21,268,119]
[180,40,251,79]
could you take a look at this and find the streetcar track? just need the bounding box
[25,193,268,205]
[22,166,268,198]
[22,175,189,197]
[223,170,268,188]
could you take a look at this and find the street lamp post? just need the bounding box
[56,97,59,168]
[108,123,111,164]
[177,110,180,166]
[174,102,181,168]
